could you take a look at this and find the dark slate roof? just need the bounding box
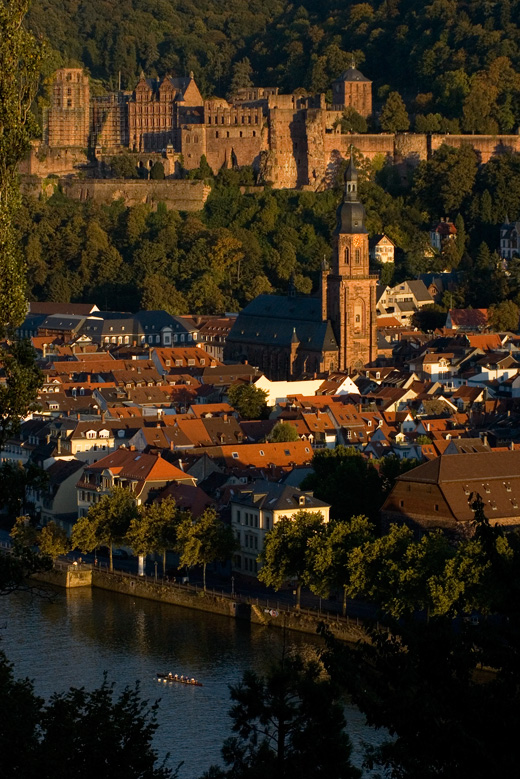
[228,295,338,352]
[334,67,371,83]
[39,315,86,332]
[230,479,330,511]
[19,314,46,332]
[135,310,180,330]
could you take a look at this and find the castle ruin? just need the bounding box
[27,65,520,191]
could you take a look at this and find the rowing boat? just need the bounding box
[157,673,203,687]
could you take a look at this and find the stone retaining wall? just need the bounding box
[91,570,368,643]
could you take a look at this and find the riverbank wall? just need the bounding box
[30,564,368,642]
[32,566,93,589]
[90,568,368,643]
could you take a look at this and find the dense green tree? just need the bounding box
[149,161,165,180]
[38,521,70,561]
[0,536,52,597]
[176,508,236,590]
[379,91,410,132]
[10,514,39,548]
[488,299,520,332]
[228,57,253,98]
[0,461,48,517]
[126,497,185,575]
[0,652,176,779]
[227,383,268,420]
[307,515,375,615]
[300,446,383,521]
[108,152,139,179]
[336,107,368,134]
[258,511,326,608]
[202,654,360,779]
[321,499,520,778]
[411,303,447,332]
[346,524,459,619]
[0,0,44,337]
[267,421,299,443]
[0,2,44,449]
[72,487,138,571]
[413,143,479,217]
[139,274,187,315]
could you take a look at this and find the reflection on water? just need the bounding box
[0,586,381,777]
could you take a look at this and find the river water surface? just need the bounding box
[0,586,381,777]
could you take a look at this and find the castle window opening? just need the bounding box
[252,130,256,137]
[240,131,242,137]
[67,99,72,107]
[215,131,219,138]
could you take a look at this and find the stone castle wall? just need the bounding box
[19,142,89,177]
[429,133,520,162]
[23,178,210,211]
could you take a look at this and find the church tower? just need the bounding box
[324,154,377,372]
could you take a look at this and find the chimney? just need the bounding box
[77,412,80,420]
[129,445,136,451]
[101,410,105,423]
[177,458,184,471]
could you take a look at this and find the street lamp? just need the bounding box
[154,561,158,583]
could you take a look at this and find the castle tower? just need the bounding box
[331,65,372,119]
[45,68,90,148]
[324,154,377,372]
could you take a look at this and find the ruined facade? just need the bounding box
[35,66,520,191]
[44,68,91,148]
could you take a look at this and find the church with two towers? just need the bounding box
[225,157,378,379]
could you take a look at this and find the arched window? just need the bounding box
[355,249,361,264]
[345,247,350,265]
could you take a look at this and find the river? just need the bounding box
[0,586,382,777]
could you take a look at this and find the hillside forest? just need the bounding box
[19,147,520,318]
[27,0,520,134]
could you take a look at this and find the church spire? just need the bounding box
[343,146,358,202]
[335,149,367,236]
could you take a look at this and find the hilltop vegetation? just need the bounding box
[28,0,520,130]
[17,147,520,313]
